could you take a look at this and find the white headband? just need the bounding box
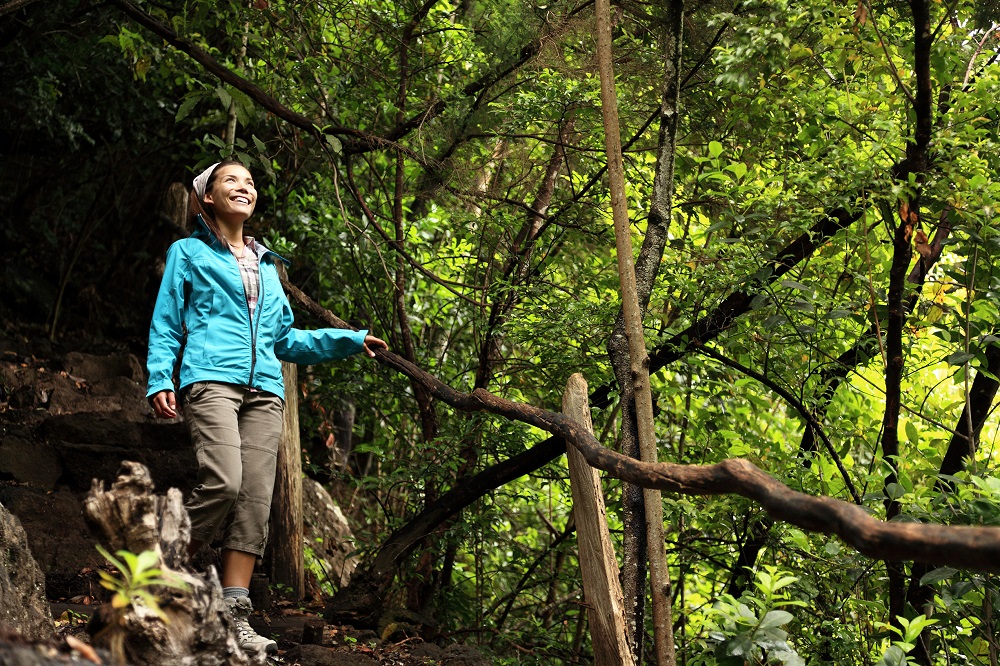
[192,162,220,199]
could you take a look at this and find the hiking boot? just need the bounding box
[224,596,278,655]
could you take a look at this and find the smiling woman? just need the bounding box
[203,163,257,236]
[144,160,388,657]
[189,159,256,251]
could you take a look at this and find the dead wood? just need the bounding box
[83,461,252,666]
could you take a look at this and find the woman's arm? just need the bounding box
[146,243,188,410]
[273,294,383,363]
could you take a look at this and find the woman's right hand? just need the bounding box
[152,390,178,419]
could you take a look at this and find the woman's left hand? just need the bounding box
[363,334,389,358]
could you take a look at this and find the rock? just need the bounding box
[0,436,62,489]
[0,500,54,641]
[61,352,144,384]
[0,629,115,666]
[47,376,149,421]
[302,478,360,591]
[409,641,444,660]
[0,361,195,598]
[0,486,103,600]
[441,644,490,666]
[35,415,194,493]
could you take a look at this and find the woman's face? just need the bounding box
[204,164,257,223]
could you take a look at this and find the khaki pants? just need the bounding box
[183,381,283,556]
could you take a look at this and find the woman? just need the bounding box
[146,160,387,655]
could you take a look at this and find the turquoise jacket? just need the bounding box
[146,217,367,400]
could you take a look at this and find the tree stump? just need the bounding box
[83,461,256,665]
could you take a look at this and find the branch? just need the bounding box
[342,158,485,307]
[693,342,862,505]
[801,208,952,456]
[0,0,41,17]
[287,280,1000,578]
[108,0,417,157]
[593,207,863,409]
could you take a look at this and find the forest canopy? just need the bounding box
[3,0,1000,663]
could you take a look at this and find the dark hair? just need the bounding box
[188,159,248,247]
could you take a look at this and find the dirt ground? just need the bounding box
[47,600,491,666]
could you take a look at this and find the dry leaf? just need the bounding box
[66,635,102,665]
[854,1,868,25]
[915,229,932,258]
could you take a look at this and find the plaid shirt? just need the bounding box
[230,238,260,319]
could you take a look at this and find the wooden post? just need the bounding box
[563,373,634,666]
[269,359,305,600]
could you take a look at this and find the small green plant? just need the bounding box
[96,545,187,622]
[94,546,188,665]
[875,615,939,666]
[701,566,807,666]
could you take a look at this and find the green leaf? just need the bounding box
[877,645,907,666]
[919,567,957,586]
[325,133,342,154]
[176,94,200,122]
[708,140,724,158]
[725,162,747,179]
[758,610,794,629]
[947,351,974,366]
[725,634,754,656]
[901,615,938,643]
[216,86,233,110]
[252,134,268,155]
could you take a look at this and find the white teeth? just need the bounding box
[233,197,250,205]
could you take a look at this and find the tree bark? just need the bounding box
[83,461,249,666]
[882,0,933,625]
[595,1,674,663]
[563,373,634,666]
[607,1,683,655]
[269,360,304,599]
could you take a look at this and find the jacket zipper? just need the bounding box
[250,266,262,387]
[235,252,260,389]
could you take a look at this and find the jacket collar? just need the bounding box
[193,214,290,266]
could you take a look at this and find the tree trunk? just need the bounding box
[606,0,683,655]
[83,461,249,666]
[595,1,675,663]
[269,359,304,599]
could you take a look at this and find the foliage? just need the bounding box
[696,568,806,666]
[96,546,188,622]
[94,546,188,665]
[5,0,1000,662]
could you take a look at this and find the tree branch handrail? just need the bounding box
[283,277,1000,574]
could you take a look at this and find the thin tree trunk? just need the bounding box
[224,20,249,153]
[270,360,304,599]
[595,1,674,663]
[605,0,684,657]
[883,0,933,624]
